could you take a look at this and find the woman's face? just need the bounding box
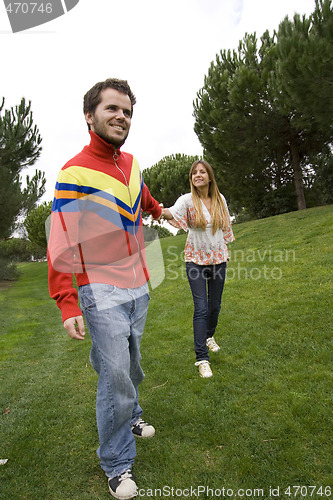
[191,163,210,190]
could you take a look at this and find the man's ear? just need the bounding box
[85,112,94,127]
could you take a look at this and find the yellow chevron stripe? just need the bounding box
[61,159,141,207]
[56,169,78,185]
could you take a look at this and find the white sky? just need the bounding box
[1,0,317,203]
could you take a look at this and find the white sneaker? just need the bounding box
[206,337,220,352]
[108,470,137,499]
[131,418,155,438]
[195,360,213,378]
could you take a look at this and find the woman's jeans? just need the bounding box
[186,262,226,362]
[78,282,150,479]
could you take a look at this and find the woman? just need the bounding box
[162,160,234,378]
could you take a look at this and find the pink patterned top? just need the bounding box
[169,193,235,265]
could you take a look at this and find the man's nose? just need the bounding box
[115,109,126,120]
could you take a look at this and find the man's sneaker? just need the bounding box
[131,418,155,438]
[108,470,137,499]
[206,337,220,352]
[195,360,213,378]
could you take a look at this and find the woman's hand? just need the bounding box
[161,207,174,220]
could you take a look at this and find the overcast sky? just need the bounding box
[1,0,317,202]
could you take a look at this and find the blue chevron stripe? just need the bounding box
[54,182,140,218]
[52,197,141,234]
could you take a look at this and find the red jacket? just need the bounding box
[47,131,161,322]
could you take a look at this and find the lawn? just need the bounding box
[0,205,332,499]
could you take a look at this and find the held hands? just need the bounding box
[161,207,174,221]
[63,316,86,340]
[154,203,164,224]
[156,203,173,221]
[155,204,173,223]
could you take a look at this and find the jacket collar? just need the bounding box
[86,131,121,160]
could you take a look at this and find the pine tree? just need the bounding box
[193,1,333,217]
[0,98,45,239]
[274,0,333,140]
[194,31,299,217]
[143,154,200,207]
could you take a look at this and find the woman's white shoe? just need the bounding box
[195,360,213,378]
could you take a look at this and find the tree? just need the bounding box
[193,1,333,218]
[270,0,333,209]
[310,145,333,204]
[24,201,52,254]
[193,32,298,217]
[0,97,45,239]
[274,0,333,140]
[142,154,200,207]
[0,238,34,263]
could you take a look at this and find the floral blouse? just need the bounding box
[169,193,235,265]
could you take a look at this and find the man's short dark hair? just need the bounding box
[83,78,136,117]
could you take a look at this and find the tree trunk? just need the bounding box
[290,137,306,210]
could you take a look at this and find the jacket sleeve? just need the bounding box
[47,170,83,323]
[141,182,162,219]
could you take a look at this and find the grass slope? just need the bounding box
[0,206,332,499]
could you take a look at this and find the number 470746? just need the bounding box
[5,3,53,14]
[284,486,332,497]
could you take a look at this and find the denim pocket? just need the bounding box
[79,283,116,310]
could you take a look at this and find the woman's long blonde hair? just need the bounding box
[189,160,230,234]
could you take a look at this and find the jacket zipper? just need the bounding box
[113,151,140,288]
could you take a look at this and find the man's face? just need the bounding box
[85,88,132,148]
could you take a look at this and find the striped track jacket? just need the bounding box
[47,131,162,322]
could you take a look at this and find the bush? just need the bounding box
[0,238,33,262]
[0,238,34,280]
[143,223,174,241]
[0,257,20,280]
[24,201,52,253]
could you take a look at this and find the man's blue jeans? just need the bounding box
[78,282,150,479]
[185,262,226,362]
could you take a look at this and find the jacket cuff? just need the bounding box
[60,304,83,323]
[151,203,162,220]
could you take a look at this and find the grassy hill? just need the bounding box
[0,205,332,499]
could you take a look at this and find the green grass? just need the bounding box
[0,205,332,499]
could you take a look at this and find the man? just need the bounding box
[47,78,162,499]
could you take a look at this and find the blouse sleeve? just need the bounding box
[221,194,235,243]
[168,194,190,232]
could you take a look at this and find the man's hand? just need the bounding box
[154,203,164,224]
[63,316,86,340]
